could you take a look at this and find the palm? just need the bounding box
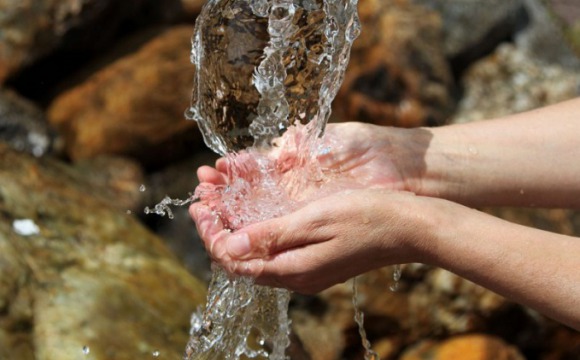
[197,122,409,193]
[319,123,406,190]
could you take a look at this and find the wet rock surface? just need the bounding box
[48,26,201,169]
[334,0,453,128]
[0,144,206,360]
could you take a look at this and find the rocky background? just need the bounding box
[0,0,579,359]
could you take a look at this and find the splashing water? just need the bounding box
[352,277,379,360]
[179,0,365,358]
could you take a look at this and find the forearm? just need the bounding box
[411,98,580,208]
[420,200,580,330]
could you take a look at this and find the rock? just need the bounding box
[290,307,344,360]
[182,0,207,16]
[142,150,219,282]
[75,156,145,213]
[413,0,526,59]
[48,26,202,169]
[400,334,525,360]
[0,1,153,83]
[333,0,453,128]
[452,43,580,124]
[0,144,206,360]
[0,89,53,157]
[516,0,580,69]
[291,261,578,358]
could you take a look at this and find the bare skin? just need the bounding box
[190,98,580,330]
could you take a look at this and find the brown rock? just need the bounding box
[182,0,207,16]
[334,0,453,128]
[0,0,148,83]
[0,144,206,360]
[400,334,525,360]
[48,26,202,168]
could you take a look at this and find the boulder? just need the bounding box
[0,0,152,83]
[0,144,206,360]
[48,26,202,169]
[413,0,526,59]
[516,0,580,69]
[334,0,453,128]
[400,334,525,360]
[452,43,580,124]
[0,88,53,157]
[292,259,580,358]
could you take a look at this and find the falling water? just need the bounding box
[181,0,364,358]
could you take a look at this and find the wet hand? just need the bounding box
[196,122,416,191]
[190,189,433,294]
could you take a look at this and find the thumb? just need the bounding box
[225,209,325,260]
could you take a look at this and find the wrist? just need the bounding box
[399,125,470,202]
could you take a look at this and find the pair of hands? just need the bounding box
[190,122,442,293]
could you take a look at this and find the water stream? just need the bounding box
[158,0,378,358]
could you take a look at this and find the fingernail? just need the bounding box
[227,232,251,258]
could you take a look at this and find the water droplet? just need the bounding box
[468,146,478,155]
[126,210,132,215]
[152,350,160,357]
[82,345,90,355]
[139,184,146,192]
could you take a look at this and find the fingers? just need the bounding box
[189,203,230,260]
[230,239,360,294]
[197,165,227,185]
[216,158,228,173]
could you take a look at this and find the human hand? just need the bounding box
[195,122,425,193]
[190,189,435,294]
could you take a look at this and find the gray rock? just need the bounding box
[413,0,526,58]
[452,43,580,124]
[0,89,53,157]
[0,144,206,360]
[516,0,580,69]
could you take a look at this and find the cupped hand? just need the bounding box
[190,189,436,294]
[196,122,420,192]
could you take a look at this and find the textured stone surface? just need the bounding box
[292,259,580,358]
[452,43,580,124]
[413,0,525,58]
[0,0,149,83]
[48,26,201,168]
[0,88,53,156]
[0,144,206,360]
[290,265,506,358]
[516,0,580,69]
[334,0,453,128]
[400,334,525,360]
